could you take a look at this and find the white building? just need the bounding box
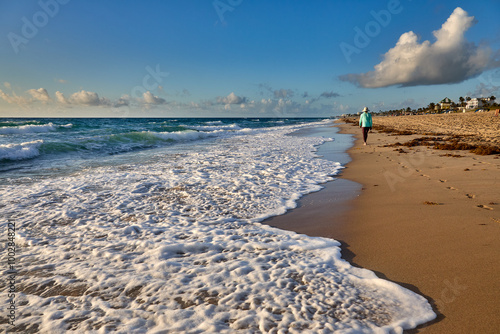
[466,98,493,110]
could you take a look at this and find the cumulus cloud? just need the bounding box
[0,87,51,105]
[216,92,247,105]
[0,89,29,105]
[55,91,68,104]
[28,88,52,102]
[115,95,131,108]
[0,86,150,110]
[69,90,111,106]
[340,7,497,88]
[142,91,166,105]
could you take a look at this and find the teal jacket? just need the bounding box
[359,112,372,128]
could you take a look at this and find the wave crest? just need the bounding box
[0,122,72,135]
[0,140,43,161]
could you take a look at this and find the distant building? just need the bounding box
[466,98,492,110]
[440,97,453,109]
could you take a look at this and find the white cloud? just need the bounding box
[216,92,248,110]
[0,89,29,105]
[28,88,51,102]
[4,82,12,89]
[340,7,497,88]
[143,91,166,105]
[55,91,68,104]
[115,95,130,108]
[217,92,247,105]
[0,86,167,111]
[69,90,111,106]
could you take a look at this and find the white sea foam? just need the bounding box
[0,140,43,161]
[185,123,243,131]
[0,121,435,333]
[153,129,222,141]
[0,122,72,134]
[144,128,255,144]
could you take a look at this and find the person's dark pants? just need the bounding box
[362,127,370,143]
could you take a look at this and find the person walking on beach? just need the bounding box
[359,107,373,145]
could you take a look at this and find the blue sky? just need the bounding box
[1,0,499,117]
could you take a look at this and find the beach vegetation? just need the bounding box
[384,136,500,156]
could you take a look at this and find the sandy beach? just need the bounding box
[266,111,500,333]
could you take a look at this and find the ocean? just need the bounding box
[0,118,435,333]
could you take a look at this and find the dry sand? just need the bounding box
[265,111,500,333]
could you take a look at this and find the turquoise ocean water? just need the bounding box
[0,118,323,182]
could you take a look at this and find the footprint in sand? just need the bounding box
[446,186,457,190]
[439,179,447,183]
[466,194,475,199]
[477,204,493,210]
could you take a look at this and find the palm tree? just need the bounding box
[459,96,465,107]
[490,96,498,107]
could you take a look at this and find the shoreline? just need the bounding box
[265,114,500,333]
[265,123,361,241]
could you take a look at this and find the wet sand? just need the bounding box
[265,113,500,333]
